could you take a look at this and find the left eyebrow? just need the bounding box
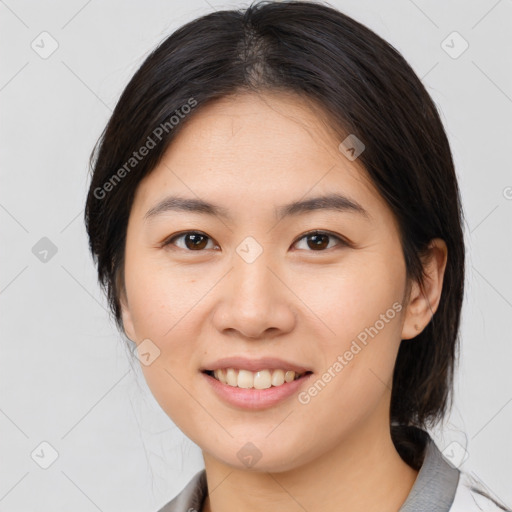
[275,193,370,221]
[143,193,371,222]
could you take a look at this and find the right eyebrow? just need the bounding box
[144,196,232,222]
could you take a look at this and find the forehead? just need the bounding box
[132,91,387,222]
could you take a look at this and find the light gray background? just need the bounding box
[1,0,511,510]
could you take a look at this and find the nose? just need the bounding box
[212,251,296,340]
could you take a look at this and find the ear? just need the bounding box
[118,282,137,343]
[401,238,448,340]
[120,302,136,342]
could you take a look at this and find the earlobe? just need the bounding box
[401,238,448,340]
[116,269,137,342]
[119,292,136,343]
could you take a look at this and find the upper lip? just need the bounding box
[201,356,312,374]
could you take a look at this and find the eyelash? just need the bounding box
[161,230,349,252]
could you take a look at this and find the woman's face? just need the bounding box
[121,91,414,471]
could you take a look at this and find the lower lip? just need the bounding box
[201,371,313,410]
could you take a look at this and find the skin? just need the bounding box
[120,90,448,512]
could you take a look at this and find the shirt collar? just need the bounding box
[398,428,460,511]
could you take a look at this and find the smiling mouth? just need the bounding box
[203,369,313,389]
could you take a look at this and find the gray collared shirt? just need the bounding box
[157,429,464,512]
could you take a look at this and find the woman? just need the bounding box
[84,1,510,511]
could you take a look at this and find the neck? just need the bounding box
[201,417,419,512]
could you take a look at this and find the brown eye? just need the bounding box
[163,230,346,252]
[293,231,346,251]
[164,231,216,251]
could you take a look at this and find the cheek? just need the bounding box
[124,259,208,434]
[124,253,203,338]
[297,254,405,397]
[123,253,205,387]
[291,254,405,341]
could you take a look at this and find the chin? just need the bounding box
[205,436,308,474]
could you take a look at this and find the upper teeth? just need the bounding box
[212,368,305,389]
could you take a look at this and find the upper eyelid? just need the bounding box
[164,231,219,249]
[295,231,346,245]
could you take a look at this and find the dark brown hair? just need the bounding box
[85,0,465,458]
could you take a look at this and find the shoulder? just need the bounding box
[450,471,511,512]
